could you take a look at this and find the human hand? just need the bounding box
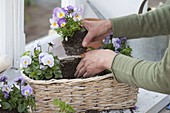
[82,19,112,47]
[75,49,117,78]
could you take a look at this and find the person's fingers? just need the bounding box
[75,59,85,77]
[81,20,90,30]
[75,57,94,77]
[76,60,84,70]
[82,31,94,47]
[83,72,90,78]
[76,66,86,78]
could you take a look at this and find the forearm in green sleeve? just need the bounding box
[112,45,170,94]
[109,5,170,39]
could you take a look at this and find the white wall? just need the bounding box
[84,0,147,19]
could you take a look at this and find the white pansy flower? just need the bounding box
[39,52,49,63]
[2,85,12,94]
[73,14,82,21]
[20,56,32,68]
[49,18,59,29]
[41,54,54,67]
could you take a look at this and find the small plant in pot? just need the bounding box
[49,5,87,55]
[20,43,62,80]
[0,76,35,113]
[20,43,81,112]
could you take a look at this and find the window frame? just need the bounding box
[0,0,85,69]
[0,0,25,69]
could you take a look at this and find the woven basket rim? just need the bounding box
[22,73,114,85]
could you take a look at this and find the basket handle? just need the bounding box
[138,0,148,14]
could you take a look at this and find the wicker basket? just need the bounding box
[22,73,138,113]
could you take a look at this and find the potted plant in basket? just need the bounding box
[20,5,137,113]
[20,43,80,112]
[49,5,87,55]
[0,76,35,113]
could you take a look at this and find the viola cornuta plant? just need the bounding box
[49,5,83,41]
[0,76,35,113]
[20,42,62,80]
[102,33,132,56]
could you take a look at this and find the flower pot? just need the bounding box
[0,108,19,113]
[62,29,88,55]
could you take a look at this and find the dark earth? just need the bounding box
[60,57,81,79]
[62,28,88,56]
[0,108,19,113]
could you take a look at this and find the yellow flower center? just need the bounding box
[47,60,51,64]
[53,22,57,26]
[61,23,66,27]
[24,61,28,64]
[26,91,29,95]
[59,13,64,18]
[76,14,79,18]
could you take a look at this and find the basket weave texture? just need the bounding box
[23,73,138,113]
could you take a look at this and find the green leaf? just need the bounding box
[54,71,62,79]
[2,102,12,110]
[17,104,25,113]
[22,51,31,56]
[36,69,42,75]
[45,74,53,79]
[53,99,75,113]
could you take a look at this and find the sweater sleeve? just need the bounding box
[112,43,170,94]
[109,5,170,39]
[110,5,170,94]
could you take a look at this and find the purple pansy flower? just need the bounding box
[53,7,66,19]
[0,76,7,82]
[58,18,66,27]
[21,85,33,97]
[112,38,121,50]
[2,85,12,94]
[15,76,26,86]
[72,7,83,21]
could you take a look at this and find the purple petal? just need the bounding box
[112,38,121,50]
[0,76,7,82]
[67,5,74,11]
[3,92,9,99]
[58,18,66,27]
[121,37,127,42]
[15,76,26,86]
[104,36,110,44]
[21,85,33,97]
[53,7,66,19]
